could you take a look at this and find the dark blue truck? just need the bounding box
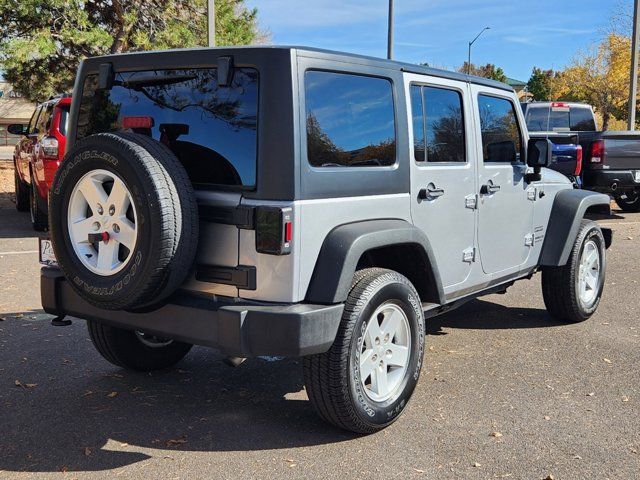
[522,101,640,212]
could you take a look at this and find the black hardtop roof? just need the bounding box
[82,45,514,93]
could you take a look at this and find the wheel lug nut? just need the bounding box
[109,205,115,216]
[371,354,377,361]
[96,204,103,215]
[386,349,392,357]
[384,333,390,343]
[92,222,100,231]
[112,224,120,233]
[379,360,384,368]
[375,337,380,345]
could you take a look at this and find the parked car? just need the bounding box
[9,95,71,230]
[41,47,611,434]
[522,101,640,212]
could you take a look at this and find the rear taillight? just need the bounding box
[255,206,293,255]
[41,136,59,158]
[574,144,583,176]
[590,140,605,164]
[122,116,154,129]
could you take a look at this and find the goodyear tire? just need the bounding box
[303,268,425,434]
[49,133,198,311]
[542,220,606,323]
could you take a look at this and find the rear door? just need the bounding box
[472,87,535,275]
[406,74,477,290]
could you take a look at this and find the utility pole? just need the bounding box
[207,0,216,47]
[628,0,640,130]
[468,27,490,75]
[387,0,394,60]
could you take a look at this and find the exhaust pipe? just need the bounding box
[611,182,618,191]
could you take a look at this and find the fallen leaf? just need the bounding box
[84,447,92,457]
[587,392,595,397]
[166,436,187,447]
[603,358,612,364]
[543,475,555,480]
[490,431,503,438]
[14,380,22,387]
[622,396,630,402]
[544,416,551,421]
[473,462,482,467]
[24,384,37,388]
[413,468,425,473]
[107,391,118,398]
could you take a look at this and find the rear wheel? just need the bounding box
[615,191,640,213]
[14,166,29,212]
[542,220,606,323]
[87,320,192,371]
[303,268,425,434]
[29,181,49,231]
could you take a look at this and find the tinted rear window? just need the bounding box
[77,68,258,188]
[524,105,596,132]
[305,70,396,168]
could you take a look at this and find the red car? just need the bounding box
[9,95,71,231]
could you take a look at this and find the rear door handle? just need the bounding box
[480,183,500,195]
[418,185,445,200]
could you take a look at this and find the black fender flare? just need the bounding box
[539,189,611,267]
[304,219,445,305]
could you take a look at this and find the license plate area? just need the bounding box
[39,238,58,266]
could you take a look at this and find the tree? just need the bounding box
[554,34,631,130]
[527,67,555,101]
[458,62,508,83]
[0,0,264,101]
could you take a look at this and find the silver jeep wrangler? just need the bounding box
[42,47,612,433]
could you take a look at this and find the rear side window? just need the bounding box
[77,68,258,188]
[570,107,596,131]
[478,95,522,163]
[58,106,69,136]
[305,71,396,167]
[410,85,465,163]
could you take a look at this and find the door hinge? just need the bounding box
[527,188,537,202]
[462,247,476,263]
[524,233,534,247]
[465,194,478,210]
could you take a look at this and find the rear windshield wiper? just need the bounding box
[118,74,197,89]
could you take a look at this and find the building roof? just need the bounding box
[506,77,527,87]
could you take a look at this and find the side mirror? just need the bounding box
[525,138,553,182]
[527,138,553,168]
[7,124,27,136]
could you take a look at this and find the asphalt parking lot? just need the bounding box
[0,163,638,479]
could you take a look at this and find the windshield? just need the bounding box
[77,67,259,188]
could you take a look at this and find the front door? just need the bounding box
[471,87,535,275]
[407,75,477,290]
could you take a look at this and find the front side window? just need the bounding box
[411,85,466,163]
[305,70,396,167]
[77,68,258,188]
[478,95,522,163]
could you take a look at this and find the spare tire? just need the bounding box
[49,132,198,310]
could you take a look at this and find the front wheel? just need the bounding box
[615,191,640,213]
[87,320,192,371]
[303,268,425,434]
[542,220,606,323]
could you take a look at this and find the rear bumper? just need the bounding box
[583,169,640,193]
[41,267,343,357]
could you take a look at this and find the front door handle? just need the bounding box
[418,185,445,200]
[480,183,501,195]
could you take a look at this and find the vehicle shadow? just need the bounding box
[0,312,356,473]
[0,199,42,239]
[426,298,564,335]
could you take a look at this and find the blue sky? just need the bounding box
[246,0,627,81]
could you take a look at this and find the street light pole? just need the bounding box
[468,27,490,75]
[628,0,640,130]
[207,0,216,47]
[387,0,394,60]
